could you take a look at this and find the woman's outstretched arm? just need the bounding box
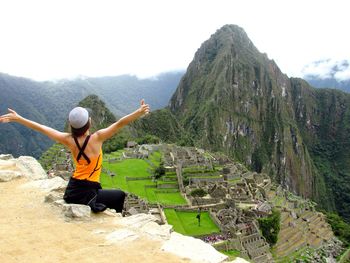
[95,99,150,143]
[0,108,71,146]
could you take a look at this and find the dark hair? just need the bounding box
[70,121,90,137]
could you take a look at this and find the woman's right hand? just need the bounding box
[0,108,21,123]
[139,99,150,115]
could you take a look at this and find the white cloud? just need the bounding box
[302,59,350,81]
[335,68,350,81]
[302,59,335,79]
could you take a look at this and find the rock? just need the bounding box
[102,209,122,217]
[325,257,336,263]
[228,258,250,263]
[16,156,47,180]
[45,191,64,203]
[0,170,21,182]
[140,221,172,240]
[53,199,66,207]
[161,232,228,263]
[22,177,67,192]
[63,204,91,219]
[116,213,159,229]
[0,159,17,169]
[0,154,14,160]
[127,207,139,215]
[289,221,296,227]
[105,229,139,243]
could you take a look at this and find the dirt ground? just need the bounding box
[0,178,191,263]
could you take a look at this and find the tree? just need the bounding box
[190,188,207,206]
[258,209,281,246]
[153,162,166,179]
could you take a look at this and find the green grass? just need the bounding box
[156,192,187,205]
[104,150,125,159]
[149,150,162,166]
[228,178,242,184]
[100,158,186,205]
[163,209,186,233]
[189,175,222,179]
[272,195,285,207]
[219,249,241,261]
[273,246,315,263]
[157,180,178,185]
[339,246,350,262]
[164,209,220,236]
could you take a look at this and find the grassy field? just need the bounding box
[164,209,220,236]
[100,157,187,205]
[219,249,241,261]
[101,150,220,237]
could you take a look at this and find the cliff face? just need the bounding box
[166,25,350,217]
[290,80,350,219]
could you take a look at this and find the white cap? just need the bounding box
[68,107,89,129]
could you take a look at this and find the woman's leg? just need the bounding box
[96,189,126,212]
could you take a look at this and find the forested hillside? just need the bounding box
[0,71,182,158]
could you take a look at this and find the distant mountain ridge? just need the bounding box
[305,76,350,93]
[0,71,183,157]
[302,59,350,92]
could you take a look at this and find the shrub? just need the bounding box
[258,209,281,246]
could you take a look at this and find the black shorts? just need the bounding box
[64,177,126,213]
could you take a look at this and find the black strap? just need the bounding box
[89,154,102,178]
[74,135,91,164]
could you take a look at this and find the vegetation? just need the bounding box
[219,249,241,261]
[258,209,281,246]
[339,247,350,263]
[132,108,193,146]
[100,158,186,205]
[190,188,207,198]
[164,209,220,236]
[0,71,183,157]
[326,212,350,247]
[153,162,166,179]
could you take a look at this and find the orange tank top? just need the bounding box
[72,135,103,183]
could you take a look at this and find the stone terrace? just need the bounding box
[274,209,334,258]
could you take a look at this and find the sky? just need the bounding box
[0,0,349,81]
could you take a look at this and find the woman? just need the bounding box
[0,99,150,213]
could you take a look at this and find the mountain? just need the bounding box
[0,71,183,158]
[137,25,350,222]
[40,94,125,171]
[0,74,64,157]
[48,72,184,117]
[302,59,350,93]
[305,76,350,93]
[170,25,320,201]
